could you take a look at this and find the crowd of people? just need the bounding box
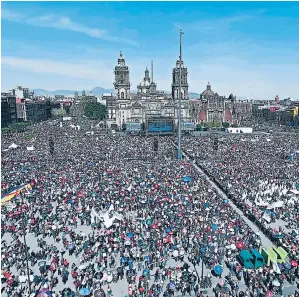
[182,133,299,260]
[1,120,299,297]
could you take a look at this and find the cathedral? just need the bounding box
[196,82,235,124]
[106,52,238,130]
[106,52,192,130]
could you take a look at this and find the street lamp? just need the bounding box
[177,29,184,160]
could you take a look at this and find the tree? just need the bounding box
[8,122,28,132]
[1,128,10,134]
[222,122,230,128]
[196,124,202,131]
[84,102,107,120]
[52,108,66,118]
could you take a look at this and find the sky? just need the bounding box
[1,1,299,100]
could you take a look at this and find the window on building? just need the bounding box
[121,92,124,99]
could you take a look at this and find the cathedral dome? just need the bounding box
[139,79,150,87]
[201,82,214,96]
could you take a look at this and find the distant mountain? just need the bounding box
[31,87,200,98]
[31,87,114,97]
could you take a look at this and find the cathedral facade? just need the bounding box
[194,82,235,124]
[106,52,193,129]
[106,52,241,129]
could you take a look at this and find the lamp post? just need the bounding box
[177,29,184,160]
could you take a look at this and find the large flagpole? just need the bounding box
[177,29,183,160]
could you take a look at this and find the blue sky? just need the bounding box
[2,1,299,100]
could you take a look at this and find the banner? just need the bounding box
[1,184,32,205]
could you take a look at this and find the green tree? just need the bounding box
[8,122,28,132]
[222,122,230,128]
[1,128,10,134]
[213,122,221,127]
[52,108,66,118]
[196,124,202,131]
[84,102,107,120]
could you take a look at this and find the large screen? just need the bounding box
[148,120,173,132]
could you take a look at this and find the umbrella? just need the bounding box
[144,255,150,261]
[223,199,228,204]
[173,250,179,257]
[204,203,209,208]
[126,232,134,239]
[183,176,191,182]
[291,260,298,267]
[79,288,91,296]
[214,265,223,275]
[236,242,244,249]
[143,269,149,276]
[272,280,280,287]
[211,224,218,231]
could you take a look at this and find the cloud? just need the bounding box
[2,56,114,84]
[175,14,254,34]
[1,9,139,46]
[187,55,299,100]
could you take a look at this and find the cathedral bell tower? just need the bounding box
[171,56,189,100]
[114,51,130,100]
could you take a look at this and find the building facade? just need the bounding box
[105,52,193,129]
[1,93,17,127]
[196,83,236,124]
[11,86,34,100]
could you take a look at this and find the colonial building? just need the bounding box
[106,52,193,130]
[1,93,17,127]
[196,82,236,124]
